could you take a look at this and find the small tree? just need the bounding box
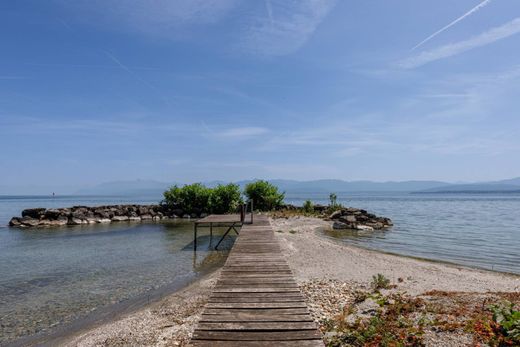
[244,180,285,211]
[210,183,243,214]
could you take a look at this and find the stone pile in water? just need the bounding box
[328,208,393,231]
[8,204,182,228]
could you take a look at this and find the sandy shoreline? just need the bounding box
[53,216,519,346]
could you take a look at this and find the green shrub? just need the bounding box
[210,183,243,214]
[302,199,314,213]
[163,183,212,214]
[489,301,520,343]
[244,180,285,211]
[371,273,391,290]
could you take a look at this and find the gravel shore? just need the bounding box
[59,216,519,346]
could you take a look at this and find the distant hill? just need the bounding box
[73,177,520,196]
[236,179,449,193]
[418,183,520,193]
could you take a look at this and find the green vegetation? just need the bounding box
[327,192,343,212]
[302,199,314,213]
[163,180,286,214]
[486,301,520,345]
[244,180,285,211]
[371,273,391,290]
[210,183,243,214]
[322,292,426,346]
[163,183,212,214]
[163,183,242,215]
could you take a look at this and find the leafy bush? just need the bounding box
[244,180,285,211]
[302,199,314,213]
[163,183,212,214]
[489,301,520,344]
[210,183,243,214]
[371,273,391,290]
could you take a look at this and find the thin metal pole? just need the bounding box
[210,222,213,244]
[194,222,197,250]
[251,199,254,224]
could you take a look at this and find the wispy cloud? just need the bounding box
[218,127,269,139]
[70,0,238,32]
[400,17,520,69]
[239,0,336,56]
[411,0,492,51]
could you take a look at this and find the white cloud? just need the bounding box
[400,17,520,69]
[411,0,492,51]
[64,0,238,35]
[239,0,336,56]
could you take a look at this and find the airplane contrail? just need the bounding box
[411,0,492,51]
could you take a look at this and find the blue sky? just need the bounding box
[1,0,520,193]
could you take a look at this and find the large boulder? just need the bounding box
[9,217,22,227]
[44,209,62,219]
[21,208,45,219]
[333,221,349,229]
[21,217,41,227]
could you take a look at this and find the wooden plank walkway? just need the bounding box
[189,215,323,346]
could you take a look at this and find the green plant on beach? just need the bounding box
[489,301,520,345]
[327,192,343,212]
[302,199,314,213]
[244,180,285,211]
[371,273,391,290]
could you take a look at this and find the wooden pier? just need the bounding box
[189,215,323,346]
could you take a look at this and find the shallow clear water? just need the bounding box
[0,196,232,344]
[286,192,520,275]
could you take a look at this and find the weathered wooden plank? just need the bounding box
[202,308,310,315]
[191,340,323,347]
[209,297,305,303]
[192,330,322,341]
[196,322,318,330]
[206,302,308,309]
[200,313,314,322]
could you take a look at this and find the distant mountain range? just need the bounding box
[72,177,520,196]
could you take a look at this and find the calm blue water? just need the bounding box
[0,195,233,344]
[286,192,520,275]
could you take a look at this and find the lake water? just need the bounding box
[0,196,233,345]
[286,192,520,275]
[1,193,519,344]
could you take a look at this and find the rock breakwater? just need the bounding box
[328,207,392,231]
[8,204,199,228]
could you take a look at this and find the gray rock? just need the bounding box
[21,217,40,227]
[329,210,342,219]
[128,216,141,222]
[9,217,22,227]
[69,218,86,225]
[44,209,62,219]
[332,221,348,229]
[22,208,45,219]
[111,216,129,222]
[140,215,152,220]
[182,214,191,219]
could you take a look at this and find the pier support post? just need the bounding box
[194,223,197,250]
